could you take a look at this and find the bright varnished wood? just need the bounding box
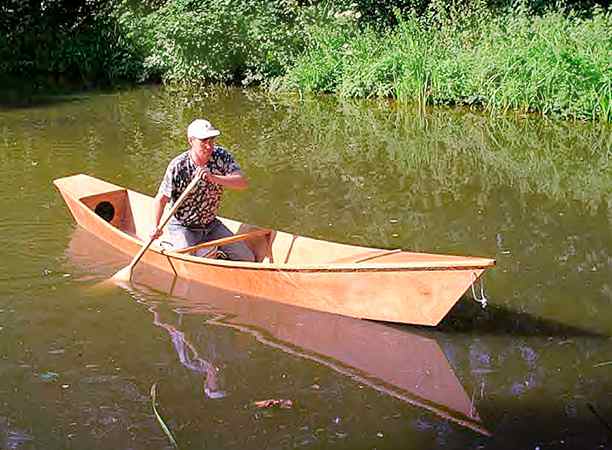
[54,174,496,326]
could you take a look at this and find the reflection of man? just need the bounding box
[0,416,33,448]
[152,308,226,399]
[150,119,254,261]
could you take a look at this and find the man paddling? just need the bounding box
[150,119,255,261]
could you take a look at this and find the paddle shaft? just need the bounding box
[174,228,270,254]
[124,174,201,277]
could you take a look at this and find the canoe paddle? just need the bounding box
[111,173,201,282]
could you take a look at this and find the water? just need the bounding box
[0,86,610,449]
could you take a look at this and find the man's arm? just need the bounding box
[205,170,249,191]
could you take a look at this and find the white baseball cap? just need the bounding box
[187,119,220,140]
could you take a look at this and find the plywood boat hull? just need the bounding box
[54,174,496,326]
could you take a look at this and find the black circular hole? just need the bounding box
[94,201,115,222]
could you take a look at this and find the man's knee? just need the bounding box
[235,243,256,262]
[222,242,255,262]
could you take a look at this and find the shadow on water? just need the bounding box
[0,93,87,111]
[0,79,142,111]
[0,80,89,110]
[431,299,609,338]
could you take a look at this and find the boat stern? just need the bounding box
[53,174,136,235]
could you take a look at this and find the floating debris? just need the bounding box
[39,371,60,382]
[204,387,226,399]
[593,361,612,368]
[254,399,293,409]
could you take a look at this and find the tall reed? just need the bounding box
[280,4,612,121]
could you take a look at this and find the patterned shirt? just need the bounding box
[158,146,241,227]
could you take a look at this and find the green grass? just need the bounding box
[280,5,612,121]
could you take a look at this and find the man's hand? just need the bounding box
[196,167,248,190]
[196,167,214,183]
[149,227,163,240]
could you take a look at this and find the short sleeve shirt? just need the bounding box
[158,146,241,227]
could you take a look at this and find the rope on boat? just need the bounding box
[471,272,488,309]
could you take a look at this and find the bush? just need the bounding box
[124,0,307,85]
[0,0,143,85]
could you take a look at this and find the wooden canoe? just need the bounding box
[54,173,496,326]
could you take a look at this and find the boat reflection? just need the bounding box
[66,227,489,436]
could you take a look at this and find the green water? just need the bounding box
[0,86,611,449]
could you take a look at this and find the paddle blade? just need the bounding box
[91,269,134,293]
[111,264,134,283]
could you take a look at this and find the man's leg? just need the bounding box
[165,222,215,257]
[205,219,255,262]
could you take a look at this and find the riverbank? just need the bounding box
[2,1,610,121]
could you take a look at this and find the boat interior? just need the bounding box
[81,187,406,265]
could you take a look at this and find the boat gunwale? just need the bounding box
[83,201,496,272]
[166,250,497,272]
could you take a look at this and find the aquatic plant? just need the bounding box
[151,383,179,448]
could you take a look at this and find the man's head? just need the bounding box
[187,119,220,156]
[187,119,220,141]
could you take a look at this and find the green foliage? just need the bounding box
[458,7,612,120]
[332,0,610,29]
[2,0,609,121]
[123,0,307,84]
[0,0,142,85]
[281,3,612,121]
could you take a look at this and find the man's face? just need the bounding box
[190,136,214,157]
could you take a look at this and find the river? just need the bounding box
[0,86,610,449]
